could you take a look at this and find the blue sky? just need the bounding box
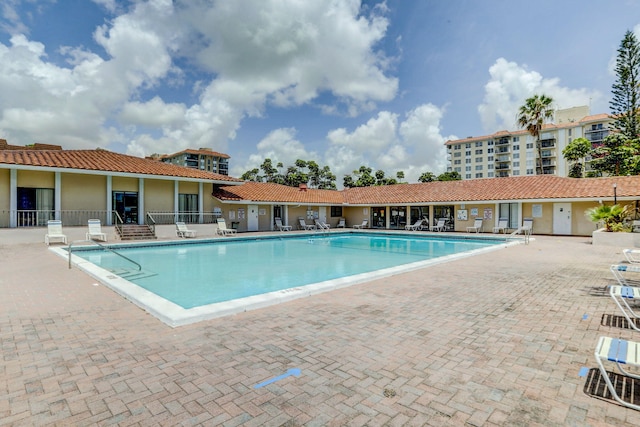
[1,0,639,184]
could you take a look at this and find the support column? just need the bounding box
[55,172,61,220]
[9,169,17,228]
[106,176,112,225]
[198,182,204,224]
[138,178,144,224]
[174,180,179,223]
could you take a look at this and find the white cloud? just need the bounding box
[478,58,601,133]
[120,97,186,127]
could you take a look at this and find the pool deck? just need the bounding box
[2,226,640,426]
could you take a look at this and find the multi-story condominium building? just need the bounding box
[156,148,230,175]
[445,106,611,179]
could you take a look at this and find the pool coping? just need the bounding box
[50,231,526,327]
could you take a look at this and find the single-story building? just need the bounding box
[1,148,639,236]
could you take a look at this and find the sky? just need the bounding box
[1,0,640,186]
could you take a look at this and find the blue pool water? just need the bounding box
[73,233,501,309]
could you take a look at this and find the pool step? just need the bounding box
[117,224,157,241]
[108,268,157,281]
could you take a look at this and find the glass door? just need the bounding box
[371,207,386,228]
[113,191,138,224]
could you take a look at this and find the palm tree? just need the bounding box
[517,94,555,175]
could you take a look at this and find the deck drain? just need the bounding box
[383,388,396,398]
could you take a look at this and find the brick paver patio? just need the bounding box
[2,229,640,426]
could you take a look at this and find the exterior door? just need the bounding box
[553,203,572,235]
[247,204,259,231]
[319,206,327,224]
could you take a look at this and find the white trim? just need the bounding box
[55,172,61,220]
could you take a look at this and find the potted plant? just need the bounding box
[586,204,631,232]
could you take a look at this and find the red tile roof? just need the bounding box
[216,175,640,205]
[0,149,241,182]
[0,139,62,150]
[213,182,344,204]
[161,148,230,159]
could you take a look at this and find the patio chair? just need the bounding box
[594,336,640,410]
[610,264,640,286]
[493,217,508,234]
[298,217,315,230]
[405,219,423,231]
[315,219,330,230]
[45,220,68,245]
[609,285,640,332]
[336,218,346,228]
[275,217,292,232]
[522,218,533,234]
[353,219,368,229]
[624,249,640,264]
[86,219,107,242]
[466,217,483,233]
[430,218,446,232]
[176,221,197,238]
[216,218,237,236]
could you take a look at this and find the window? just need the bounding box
[454,152,461,157]
[488,156,494,162]
[512,170,520,176]
[454,144,461,150]
[465,174,472,179]
[475,149,483,155]
[568,129,572,136]
[331,206,343,217]
[513,145,520,151]
[17,187,55,226]
[487,148,494,154]
[465,150,471,156]
[513,161,520,167]
[488,172,494,177]
[475,157,482,163]
[466,158,471,164]
[475,141,483,147]
[454,159,461,165]
[512,136,520,142]
[526,168,534,175]
[465,143,471,148]
[454,167,461,172]
[526,143,534,149]
[475,165,483,170]
[475,173,483,178]
[513,153,520,159]
[488,140,494,146]
[488,164,494,170]
[465,165,471,171]
[178,194,199,223]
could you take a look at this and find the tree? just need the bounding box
[240,168,261,182]
[241,158,337,189]
[562,137,591,178]
[586,204,631,232]
[436,171,461,181]
[610,30,640,140]
[418,172,436,182]
[590,133,638,176]
[517,94,555,175]
[396,171,405,183]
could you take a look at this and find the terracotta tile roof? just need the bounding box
[0,149,241,182]
[0,139,62,150]
[216,175,640,205]
[213,182,344,204]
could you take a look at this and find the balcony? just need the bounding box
[495,163,511,170]
[540,138,556,148]
[541,150,555,158]
[496,147,510,154]
[541,159,556,167]
[586,129,609,144]
[495,137,510,146]
[497,171,510,177]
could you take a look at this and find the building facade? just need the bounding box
[445,107,611,180]
[157,148,230,175]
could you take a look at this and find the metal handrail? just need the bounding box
[113,211,124,236]
[68,239,142,271]
[145,212,156,234]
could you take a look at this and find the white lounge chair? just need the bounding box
[466,217,483,233]
[595,336,640,410]
[216,218,237,236]
[624,249,640,264]
[609,285,640,332]
[315,219,330,230]
[45,220,68,245]
[430,218,446,232]
[86,219,107,242]
[611,264,640,286]
[176,222,197,238]
[298,217,315,230]
[405,219,423,231]
[275,217,292,232]
[522,218,533,234]
[493,218,508,234]
[353,219,368,229]
[336,218,346,228]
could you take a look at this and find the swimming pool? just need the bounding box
[59,231,515,326]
